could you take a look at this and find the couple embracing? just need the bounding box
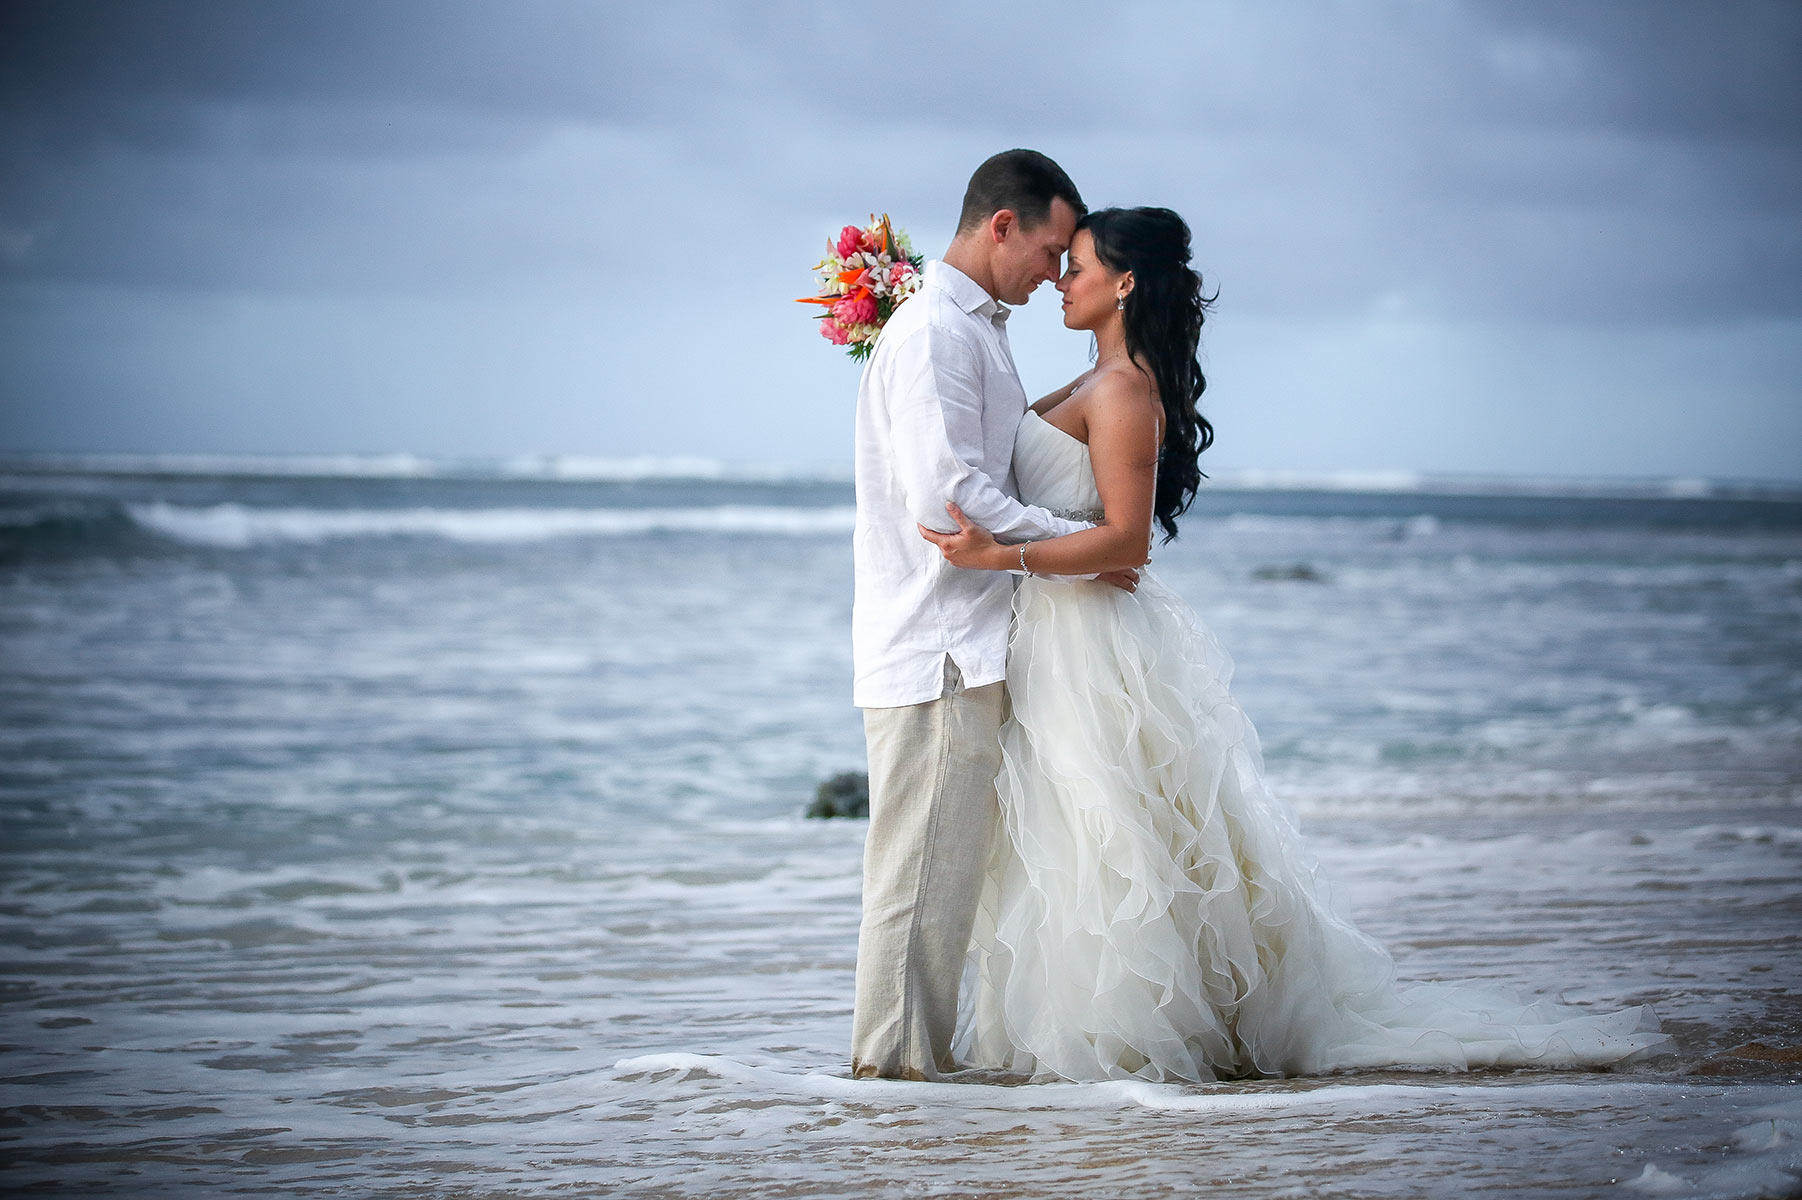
[849,150,1667,1084]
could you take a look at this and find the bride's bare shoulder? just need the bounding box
[1082,363,1161,441]
[1086,361,1156,405]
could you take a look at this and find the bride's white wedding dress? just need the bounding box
[953,412,1670,1082]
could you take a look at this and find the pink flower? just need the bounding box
[833,293,877,325]
[888,261,914,288]
[820,318,851,346]
[836,225,868,260]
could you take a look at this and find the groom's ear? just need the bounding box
[988,209,1017,244]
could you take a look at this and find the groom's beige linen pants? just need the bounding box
[852,658,1004,1079]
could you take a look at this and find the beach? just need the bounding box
[1,459,1798,1197]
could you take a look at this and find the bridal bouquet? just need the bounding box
[798,215,924,361]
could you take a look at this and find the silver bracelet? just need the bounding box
[1019,543,1030,574]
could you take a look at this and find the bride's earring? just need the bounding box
[1116,295,1127,310]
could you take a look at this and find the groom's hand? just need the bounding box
[921,504,1140,589]
[919,502,1002,570]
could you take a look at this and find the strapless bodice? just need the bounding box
[1014,412,1102,522]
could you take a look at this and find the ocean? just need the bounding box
[1,457,1799,1198]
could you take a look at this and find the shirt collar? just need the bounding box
[926,259,1010,326]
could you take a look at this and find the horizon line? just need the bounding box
[2,449,1800,502]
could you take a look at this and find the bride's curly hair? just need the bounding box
[1080,206,1215,542]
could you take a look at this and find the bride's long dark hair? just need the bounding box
[1080,206,1214,542]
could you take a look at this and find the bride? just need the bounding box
[919,206,1670,1083]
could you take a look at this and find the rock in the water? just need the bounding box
[807,771,869,819]
[1252,563,1326,583]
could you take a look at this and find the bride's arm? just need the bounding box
[922,379,1161,576]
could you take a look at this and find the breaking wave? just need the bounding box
[124,501,857,547]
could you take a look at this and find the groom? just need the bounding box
[850,149,1128,1079]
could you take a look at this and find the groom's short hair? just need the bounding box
[956,150,1086,234]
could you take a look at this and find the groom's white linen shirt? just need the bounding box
[852,260,1087,709]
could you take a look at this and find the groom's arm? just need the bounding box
[883,325,1088,543]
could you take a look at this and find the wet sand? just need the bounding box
[3,807,1798,1198]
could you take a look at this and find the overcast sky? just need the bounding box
[2,0,1798,481]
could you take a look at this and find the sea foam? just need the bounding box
[126,501,856,547]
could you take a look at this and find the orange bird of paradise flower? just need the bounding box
[796,214,896,308]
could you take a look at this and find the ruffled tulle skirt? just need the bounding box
[953,573,1669,1083]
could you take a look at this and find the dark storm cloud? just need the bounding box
[0,1,738,291]
[3,0,1798,321]
[1,1,1799,478]
[0,1,701,138]
[1472,0,1802,142]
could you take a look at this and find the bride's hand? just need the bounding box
[918,502,1006,570]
